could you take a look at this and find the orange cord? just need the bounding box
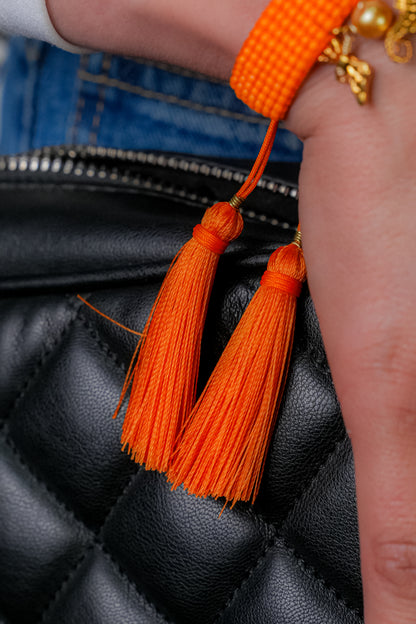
[77,295,142,336]
[236,120,278,200]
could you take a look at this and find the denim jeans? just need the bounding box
[0,37,303,161]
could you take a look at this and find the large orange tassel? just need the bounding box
[114,201,243,470]
[168,232,306,506]
[114,121,278,473]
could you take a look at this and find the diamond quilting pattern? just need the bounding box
[0,167,363,624]
[8,318,137,529]
[216,540,362,624]
[103,469,273,624]
[0,297,80,419]
[256,300,347,524]
[41,547,167,624]
[282,439,362,611]
[0,435,91,623]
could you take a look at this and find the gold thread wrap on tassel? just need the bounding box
[229,194,243,209]
[293,230,302,248]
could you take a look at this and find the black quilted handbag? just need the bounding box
[0,146,362,624]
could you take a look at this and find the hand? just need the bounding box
[285,32,416,624]
[44,2,416,621]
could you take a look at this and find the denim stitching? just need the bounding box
[77,70,269,125]
[70,55,89,144]
[89,55,112,146]
[130,56,229,86]
[20,41,42,152]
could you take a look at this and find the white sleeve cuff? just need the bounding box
[0,0,88,54]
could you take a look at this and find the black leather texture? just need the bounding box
[0,147,362,624]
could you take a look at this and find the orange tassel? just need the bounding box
[168,234,306,506]
[114,201,244,471]
[113,121,278,473]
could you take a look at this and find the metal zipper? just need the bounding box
[0,146,298,230]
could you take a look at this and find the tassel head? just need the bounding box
[262,239,306,289]
[200,200,244,242]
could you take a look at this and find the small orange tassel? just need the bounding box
[113,121,278,473]
[114,201,243,471]
[168,233,306,506]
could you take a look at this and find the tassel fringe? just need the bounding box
[168,239,306,506]
[113,201,243,472]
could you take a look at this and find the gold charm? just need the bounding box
[318,0,415,104]
[318,27,373,105]
[385,0,416,62]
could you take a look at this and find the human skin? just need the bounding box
[46,1,416,622]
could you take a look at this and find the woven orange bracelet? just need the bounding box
[230,0,359,120]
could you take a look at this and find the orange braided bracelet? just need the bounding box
[230,0,359,120]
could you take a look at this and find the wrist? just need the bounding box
[45,0,269,78]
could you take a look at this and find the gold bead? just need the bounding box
[351,0,394,39]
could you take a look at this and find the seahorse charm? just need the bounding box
[318,28,373,105]
[385,0,416,62]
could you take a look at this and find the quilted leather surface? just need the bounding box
[0,149,363,624]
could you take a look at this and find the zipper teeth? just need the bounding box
[0,146,298,230]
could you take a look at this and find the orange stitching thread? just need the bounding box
[260,269,303,297]
[71,54,89,143]
[77,69,267,125]
[89,54,112,146]
[193,224,229,255]
[77,295,142,336]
